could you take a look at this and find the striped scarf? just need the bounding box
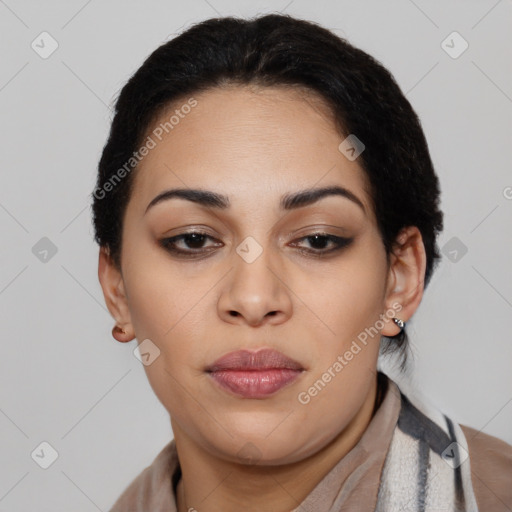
[375,386,480,511]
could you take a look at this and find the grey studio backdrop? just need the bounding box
[1,0,511,510]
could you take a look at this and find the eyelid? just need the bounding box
[290,233,353,253]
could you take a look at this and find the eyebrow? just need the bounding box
[144,185,366,214]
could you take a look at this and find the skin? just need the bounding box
[98,84,426,512]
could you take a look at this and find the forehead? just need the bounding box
[128,85,373,218]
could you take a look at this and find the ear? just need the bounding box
[380,226,426,337]
[98,247,135,341]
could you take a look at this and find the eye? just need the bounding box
[290,233,353,256]
[159,231,223,258]
[159,231,353,260]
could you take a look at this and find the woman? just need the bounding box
[92,13,512,512]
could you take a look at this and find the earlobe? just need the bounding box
[381,226,426,337]
[111,324,133,343]
[98,247,135,341]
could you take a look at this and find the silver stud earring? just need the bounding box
[393,317,405,331]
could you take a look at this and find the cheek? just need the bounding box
[123,245,201,340]
[121,253,211,384]
[307,251,388,346]
[125,279,178,341]
[124,272,203,423]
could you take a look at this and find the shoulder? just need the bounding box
[109,440,177,512]
[460,424,512,511]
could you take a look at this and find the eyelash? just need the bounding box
[159,231,353,259]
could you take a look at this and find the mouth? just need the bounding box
[205,348,304,399]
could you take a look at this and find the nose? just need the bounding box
[217,244,293,327]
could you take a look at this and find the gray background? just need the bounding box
[1,0,511,510]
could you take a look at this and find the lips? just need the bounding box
[206,348,303,372]
[205,348,304,398]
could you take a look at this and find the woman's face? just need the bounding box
[103,85,409,464]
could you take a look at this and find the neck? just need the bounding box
[175,374,380,512]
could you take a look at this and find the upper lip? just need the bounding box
[205,348,304,372]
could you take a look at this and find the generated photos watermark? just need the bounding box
[297,302,403,405]
[93,97,198,200]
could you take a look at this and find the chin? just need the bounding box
[204,426,318,467]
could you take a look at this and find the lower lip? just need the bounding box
[208,369,302,398]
